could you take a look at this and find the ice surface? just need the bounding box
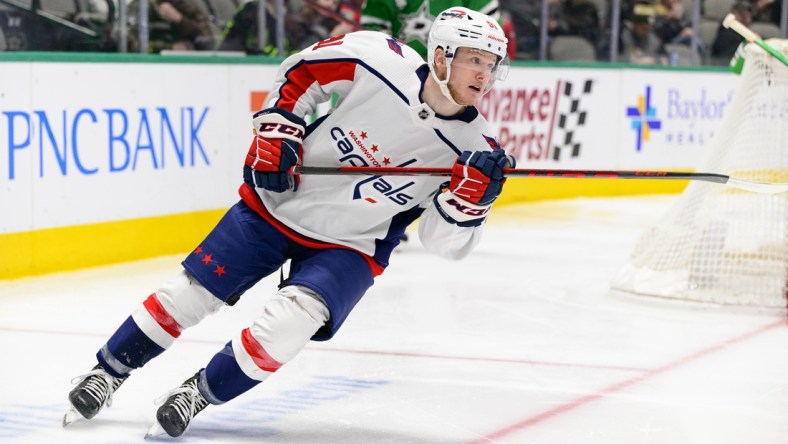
[1,195,787,444]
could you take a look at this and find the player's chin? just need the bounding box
[460,86,483,105]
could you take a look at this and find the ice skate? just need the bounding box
[63,364,127,426]
[145,373,209,438]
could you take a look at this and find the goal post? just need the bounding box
[611,40,788,309]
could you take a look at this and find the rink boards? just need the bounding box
[0,53,738,278]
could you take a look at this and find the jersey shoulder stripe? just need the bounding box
[275,59,358,112]
[275,57,414,111]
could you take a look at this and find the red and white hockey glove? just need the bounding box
[434,149,515,227]
[243,108,306,192]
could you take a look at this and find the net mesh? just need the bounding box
[611,40,788,309]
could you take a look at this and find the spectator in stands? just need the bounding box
[750,0,780,24]
[620,12,666,64]
[500,9,517,59]
[72,0,117,50]
[335,0,363,34]
[217,0,292,55]
[126,0,219,53]
[711,1,752,62]
[286,0,361,51]
[499,0,564,60]
[653,0,696,48]
[561,0,601,46]
[218,0,360,54]
[361,0,500,59]
[619,0,642,25]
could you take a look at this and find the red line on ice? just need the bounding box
[467,318,788,443]
[0,326,646,372]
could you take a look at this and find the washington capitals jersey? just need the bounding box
[242,30,501,269]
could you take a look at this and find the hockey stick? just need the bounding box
[295,166,788,194]
[722,13,788,67]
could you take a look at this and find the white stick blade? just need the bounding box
[727,177,788,194]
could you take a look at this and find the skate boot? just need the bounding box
[63,364,128,426]
[146,372,209,438]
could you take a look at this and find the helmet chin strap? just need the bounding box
[430,59,463,107]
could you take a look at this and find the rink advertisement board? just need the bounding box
[476,66,737,202]
[0,61,278,233]
[479,68,620,169]
[0,54,737,278]
[480,67,737,170]
[615,70,738,169]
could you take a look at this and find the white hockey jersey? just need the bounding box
[240,31,502,272]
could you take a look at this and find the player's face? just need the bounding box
[448,48,498,106]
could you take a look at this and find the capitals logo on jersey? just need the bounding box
[386,37,404,57]
[353,175,417,205]
[483,135,503,150]
[330,125,418,206]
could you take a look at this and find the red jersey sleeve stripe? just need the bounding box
[276,60,358,112]
[241,327,284,372]
[143,293,183,338]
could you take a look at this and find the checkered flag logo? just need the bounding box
[553,80,593,161]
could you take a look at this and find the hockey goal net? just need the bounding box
[611,40,788,309]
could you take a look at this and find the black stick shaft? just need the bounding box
[295,166,731,184]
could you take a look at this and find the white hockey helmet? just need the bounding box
[427,7,509,104]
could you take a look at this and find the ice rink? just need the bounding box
[1,195,787,444]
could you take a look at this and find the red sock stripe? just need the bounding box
[240,327,283,372]
[142,293,183,338]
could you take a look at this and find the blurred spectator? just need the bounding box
[335,0,363,34]
[287,0,361,50]
[126,0,219,52]
[711,1,752,61]
[361,0,500,59]
[499,0,537,59]
[0,0,115,51]
[561,0,600,46]
[500,9,517,59]
[499,0,563,60]
[653,0,696,47]
[217,0,293,55]
[619,0,642,25]
[620,12,666,64]
[72,0,117,50]
[750,0,779,24]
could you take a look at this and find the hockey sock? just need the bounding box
[97,316,166,378]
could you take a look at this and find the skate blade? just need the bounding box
[144,421,167,439]
[62,406,85,427]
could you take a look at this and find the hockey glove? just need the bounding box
[449,149,514,205]
[434,149,515,227]
[243,108,306,192]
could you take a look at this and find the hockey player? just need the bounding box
[362,0,500,59]
[64,6,513,438]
